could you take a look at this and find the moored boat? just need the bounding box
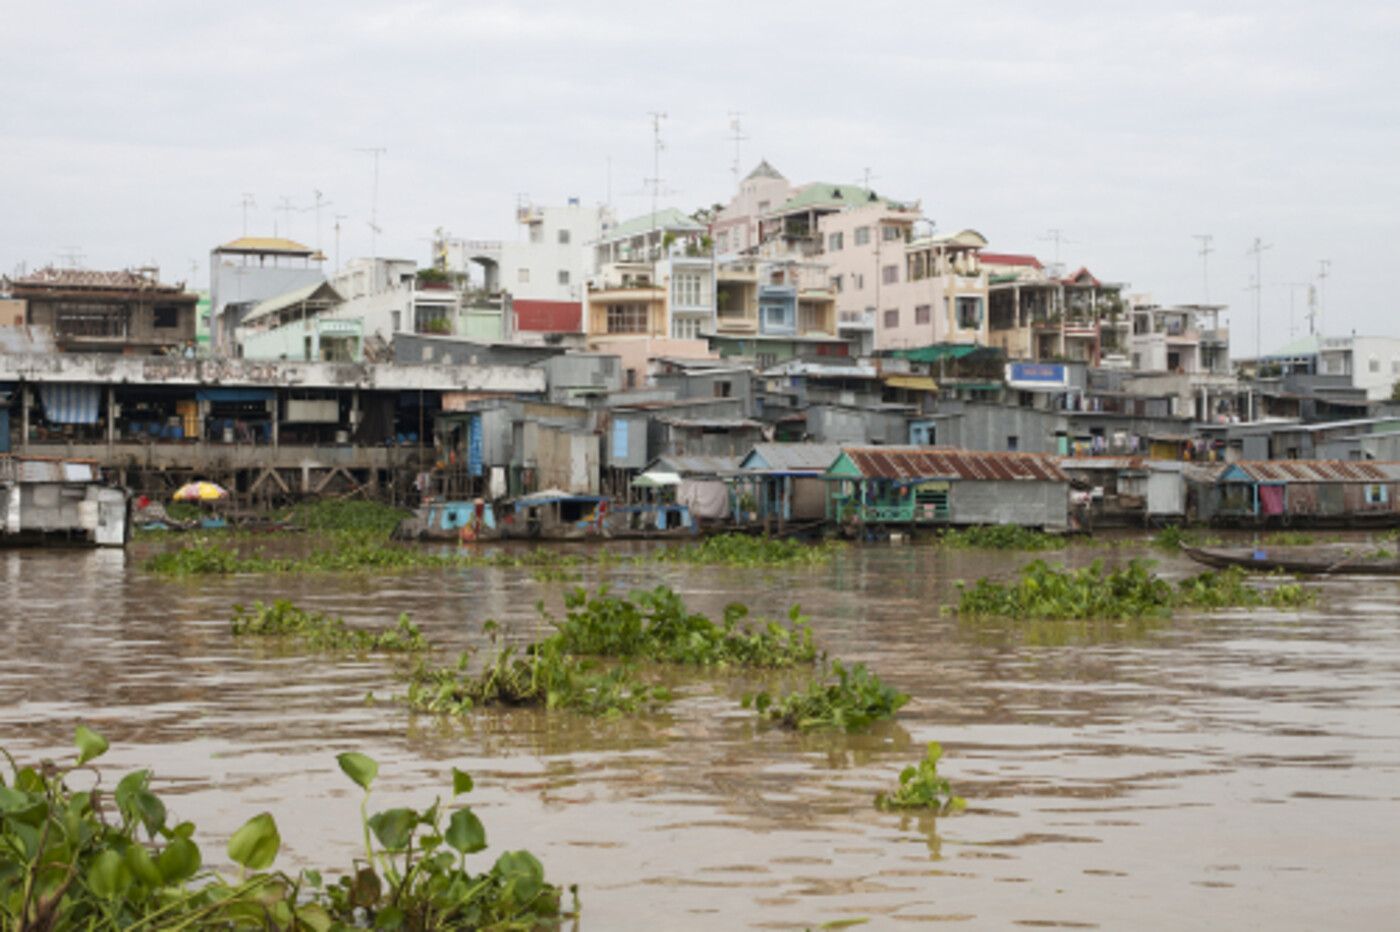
[1183,544,1400,575]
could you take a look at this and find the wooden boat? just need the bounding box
[392,492,700,543]
[1183,545,1400,575]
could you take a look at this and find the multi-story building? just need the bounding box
[1128,303,1229,375]
[209,237,326,352]
[5,267,198,355]
[438,200,615,341]
[709,257,841,365]
[986,258,1129,366]
[876,230,990,350]
[1314,335,1400,400]
[326,257,506,348]
[584,208,718,386]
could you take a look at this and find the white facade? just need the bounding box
[440,202,614,304]
[326,257,508,345]
[1318,335,1400,399]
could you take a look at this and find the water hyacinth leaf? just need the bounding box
[227,812,280,871]
[367,807,417,852]
[115,769,150,812]
[132,789,167,836]
[124,843,162,886]
[88,849,133,898]
[445,807,487,854]
[337,752,378,791]
[157,836,202,884]
[0,786,31,812]
[74,724,109,766]
[350,866,382,907]
[452,767,474,797]
[298,903,333,932]
[495,850,544,906]
[376,905,406,930]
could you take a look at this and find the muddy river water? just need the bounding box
[2,537,1398,929]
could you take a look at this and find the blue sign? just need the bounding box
[1010,363,1065,383]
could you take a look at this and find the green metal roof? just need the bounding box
[889,344,980,363]
[771,183,878,214]
[1263,334,1320,359]
[605,208,706,240]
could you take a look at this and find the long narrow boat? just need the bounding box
[1183,545,1400,575]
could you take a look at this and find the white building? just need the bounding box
[438,200,614,339]
[325,257,508,348]
[1317,335,1400,400]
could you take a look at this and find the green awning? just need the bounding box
[889,344,980,363]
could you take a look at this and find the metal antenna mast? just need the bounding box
[303,190,332,259]
[333,214,348,275]
[728,112,748,188]
[357,147,387,259]
[1317,259,1331,337]
[1275,282,1311,339]
[56,247,85,269]
[236,193,256,237]
[1192,234,1214,302]
[1040,229,1075,278]
[1247,237,1273,359]
[645,112,667,255]
[273,196,297,238]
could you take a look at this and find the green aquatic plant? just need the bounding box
[933,525,1067,551]
[231,599,430,652]
[1260,530,1316,547]
[652,534,843,567]
[875,742,966,814]
[550,585,819,668]
[287,499,412,536]
[744,659,909,732]
[957,558,1314,620]
[0,729,571,931]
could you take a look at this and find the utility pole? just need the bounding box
[1247,237,1273,361]
[236,193,256,237]
[728,111,747,188]
[1317,259,1331,337]
[1192,234,1214,303]
[357,147,387,259]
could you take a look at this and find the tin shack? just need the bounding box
[823,448,1069,532]
[737,443,843,526]
[0,454,129,546]
[1206,460,1400,527]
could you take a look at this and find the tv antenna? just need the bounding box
[1316,259,1331,337]
[728,111,748,187]
[357,147,387,258]
[333,214,348,275]
[302,190,333,258]
[1247,237,1273,359]
[235,193,256,237]
[1040,229,1076,277]
[1275,281,1311,339]
[272,195,298,238]
[1192,234,1214,302]
[55,247,85,269]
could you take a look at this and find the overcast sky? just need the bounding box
[4,1,1396,356]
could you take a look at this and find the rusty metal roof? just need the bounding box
[1231,461,1400,482]
[841,447,1067,482]
[8,267,188,294]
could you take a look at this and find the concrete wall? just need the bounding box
[807,405,908,445]
[951,480,1068,528]
[937,404,1064,454]
[395,333,561,368]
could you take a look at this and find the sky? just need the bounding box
[3,0,1397,357]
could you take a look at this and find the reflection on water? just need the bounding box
[3,536,1399,929]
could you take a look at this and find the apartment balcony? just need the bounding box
[1164,328,1200,344]
[1200,327,1229,346]
[838,309,876,331]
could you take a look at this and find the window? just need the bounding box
[626,368,637,388]
[673,271,703,306]
[672,316,703,340]
[882,264,898,285]
[518,268,530,284]
[1369,355,1380,373]
[153,305,180,328]
[716,231,729,252]
[882,225,903,242]
[557,270,570,285]
[828,232,844,252]
[1392,359,1400,374]
[529,225,543,244]
[855,273,865,291]
[854,226,871,246]
[832,275,843,293]
[915,304,931,325]
[758,200,770,213]
[1007,435,1019,452]
[883,309,898,329]
[558,229,570,245]
[713,380,732,398]
[757,353,777,369]
[606,304,648,333]
[391,311,401,332]
[955,296,983,329]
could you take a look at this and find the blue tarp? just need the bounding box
[39,383,100,424]
[196,388,274,403]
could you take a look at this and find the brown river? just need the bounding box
[3,536,1399,929]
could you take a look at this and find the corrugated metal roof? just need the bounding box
[840,447,1067,482]
[242,281,341,324]
[656,417,762,430]
[743,443,844,473]
[0,454,98,483]
[651,454,742,476]
[1231,461,1400,482]
[8,267,188,294]
[216,237,315,255]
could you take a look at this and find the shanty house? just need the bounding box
[738,443,843,523]
[823,447,1069,530]
[1,455,128,546]
[1207,461,1400,527]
